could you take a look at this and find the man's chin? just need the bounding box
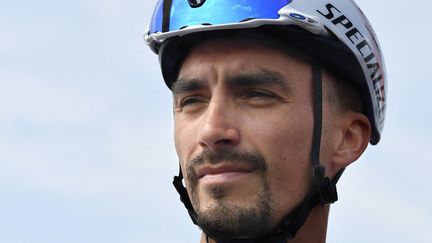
[195,198,272,241]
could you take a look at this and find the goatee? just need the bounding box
[186,148,273,241]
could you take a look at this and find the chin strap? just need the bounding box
[173,63,343,243]
[173,164,198,225]
[310,62,342,205]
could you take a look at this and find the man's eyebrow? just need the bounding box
[171,70,290,95]
[227,70,291,92]
[171,78,208,96]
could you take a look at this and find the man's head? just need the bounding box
[172,38,371,240]
[145,0,386,241]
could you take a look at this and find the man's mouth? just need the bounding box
[196,165,255,184]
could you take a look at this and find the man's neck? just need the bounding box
[199,205,330,243]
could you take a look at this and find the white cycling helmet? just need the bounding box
[145,0,386,145]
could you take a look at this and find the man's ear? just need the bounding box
[331,112,372,168]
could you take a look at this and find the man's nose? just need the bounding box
[197,99,240,149]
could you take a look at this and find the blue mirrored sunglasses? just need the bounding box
[149,0,293,34]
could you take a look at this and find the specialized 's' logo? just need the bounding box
[189,0,206,8]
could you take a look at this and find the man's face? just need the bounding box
[172,39,328,239]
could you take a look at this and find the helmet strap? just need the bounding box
[310,62,342,205]
[173,164,198,225]
[172,63,342,243]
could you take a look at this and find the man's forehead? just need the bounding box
[177,39,282,81]
[178,36,313,80]
[180,40,298,78]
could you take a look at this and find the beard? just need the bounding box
[185,148,273,241]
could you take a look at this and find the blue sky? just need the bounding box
[0,0,431,242]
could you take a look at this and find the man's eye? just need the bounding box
[245,90,275,99]
[180,97,204,107]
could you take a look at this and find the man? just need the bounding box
[145,0,386,242]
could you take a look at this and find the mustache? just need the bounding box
[186,148,268,182]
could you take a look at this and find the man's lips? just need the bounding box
[197,165,254,178]
[196,165,255,184]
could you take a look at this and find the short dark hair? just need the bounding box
[325,71,365,114]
